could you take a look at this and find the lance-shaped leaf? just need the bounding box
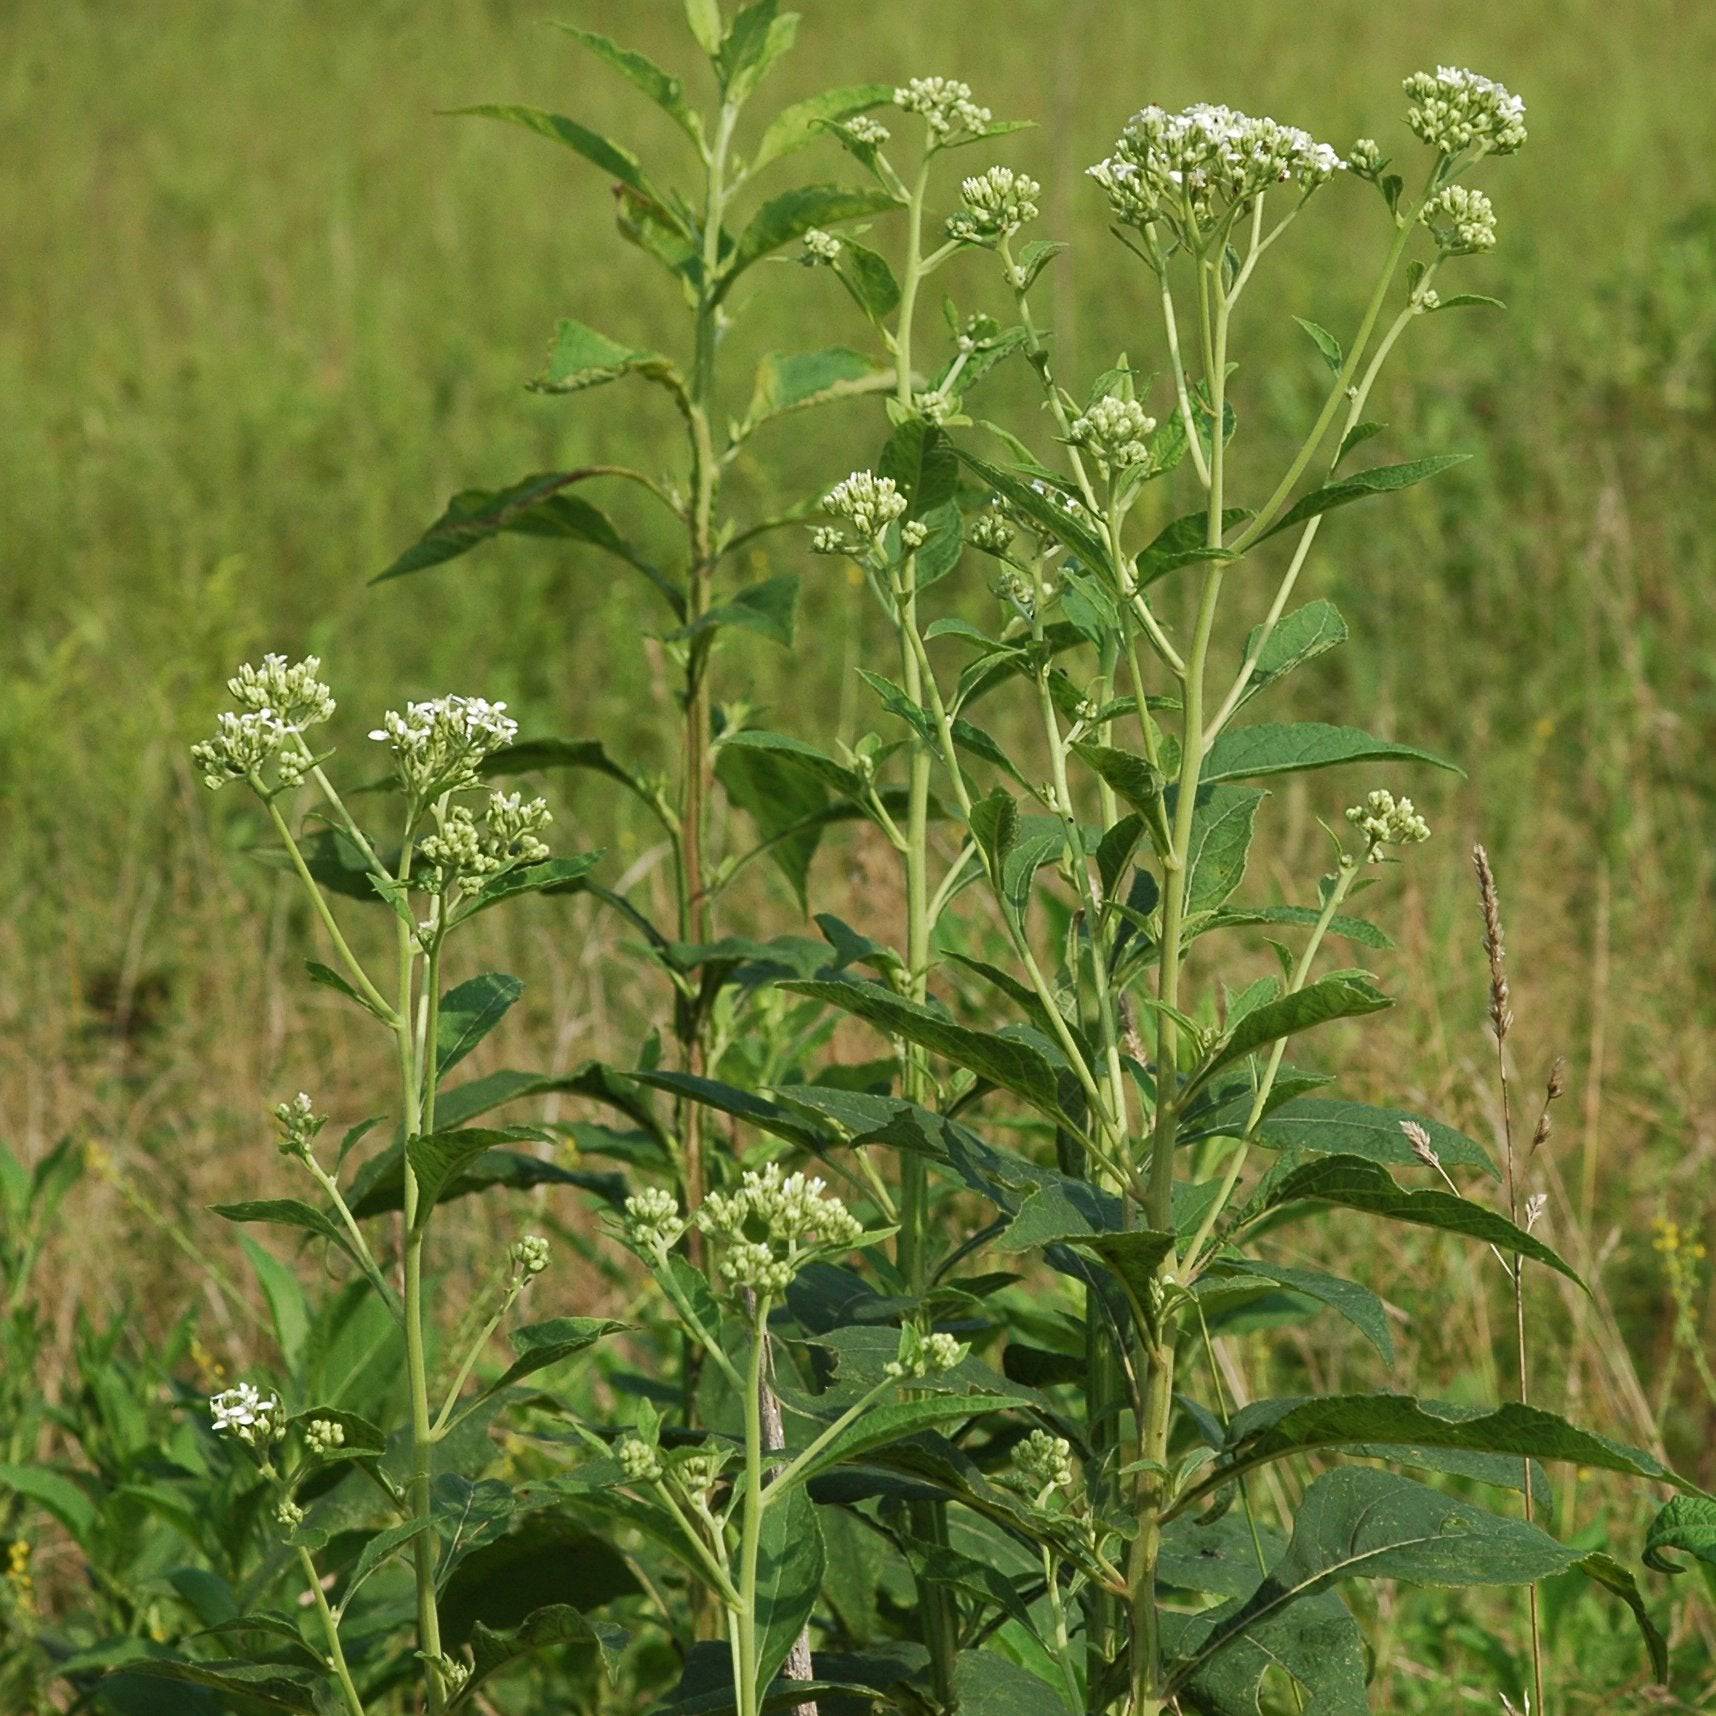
[286,1406,386,1463]
[781,978,1066,1120]
[1199,901,1392,951]
[1134,508,1250,588]
[1072,742,1163,812]
[451,105,675,214]
[464,1604,628,1700]
[671,572,799,647]
[1169,1467,1581,1695]
[779,1395,1022,1492]
[957,449,1110,567]
[530,317,683,397]
[741,347,893,434]
[1185,787,1265,915]
[754,1486,825,1693]
[749,83,894,175]
[1644,1495,1716,1573]
[0,1464,99,1542]
[1236,598,1349,709]
[1257,453,1471,540]
[1578,1551,1668,1680]
[1203,1259,1393,1361]
[1163,1588,1369,1716]
[552,25,700,144]
[1209,1394,1694,1498]
[1201,974,1391,1080]
[716,736,830,909]
[1257,1154,1585,1286]
[436,973,523,1076]
[1181,1095,1494,1175]
[104,1660,329,1712]
[405,1127,554,1228]
[1202,721,1460,785]
[458,854,603,921]
[881,417,959,516]
[210,1198,354,1255]
[482,1317,628,1398]
[949,1653,1077,1716]
[717,729,868,799]
[720,185,900,293]
[635,1070,832,1153]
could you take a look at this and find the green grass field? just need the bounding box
[4,0,1716,1705]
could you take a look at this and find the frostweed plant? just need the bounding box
[56,12,1698,1716]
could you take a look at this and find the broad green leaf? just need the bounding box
[286,1406,386,1461]
[742,347,891,433]
[1185,787,1265,916]
[1072,742,1162,811]
[1200,902,1392,951]
[716,734,830,908]
[1237,599,1348,709]
[1202,721,1459,785]
[1644,1495,1716,1573]
[106,1660,327,1712]
[1203,974,1391,1078]
[754,1485,825,1691]
[1260,1154,1585,1285]
[553,25,699,142]
[439,1514,639,1645]
[460,854,603,920]
[782,977,1066,1119]
[436,973,523,1076]
[1170,1468,1581,1694]
[968,786,1018,881]
[210,1198,352,1254]
[880,418,959,517]
[1293,316,1343,373]
[484,1317,628,1396]
[0,1463,98,1541]
[720,729,867,798]
[341,1519,428,1606]
[1578,1551,1668,1680]
[238,1235,311,1373]
[1182,1094,1494,1174]
[1134,508,1250,588]
[1204,1258,1393,1361]
[836,237,900,322]
[404,1126,555,1228]
[718,0,791,100]
[780,1395,1021,1492]
[673,572,799,646]
[721,185,899,292]
[483,736,651,801]
[1216,1394,1692,1494]
[1258,454,1471,541]
[749,83,894,175]
[950,1652,1076,1716]
[452,105,667,208]
[467,1603,629,1696]
[1165,1587,1369,1716]
[303,959,385,1019]
[530,317,682,396]
[682,0,724,55]
[957,449,1109,567]
[636,1070,831,1153]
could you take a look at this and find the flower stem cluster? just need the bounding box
[417,791,552,894]
[947,166,1040,245]
[893,77,991,145]
[508,1234,550,1286]
[210,1382,284,1447]
[1403,66,1527,158]
[1422,184,1498,255]
[699,1163,866,1296]
[1346,789,1432,861]
[191,654,335,793]
[368,695,519,806]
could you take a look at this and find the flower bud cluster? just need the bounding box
[617,1435,663,1484]
[304,1417,346,1456]
[1009,1428,1076,1496]
[417,791,552,893]
[273,1092,326,1161]
[1402,67,1526,157]
[802,227,842,265]
[1346,788,1431,861]
[672,1446,729,1501]
[970,507,1014,555]
[947,166,1040,244]
[192,654,336,793]
[885,1326,969,1380]
[818,470,909,557]
[1068,395,1157,471]
[1348,137,1385,177]
[368,695,518,802]
[210,1382,284,1447]
[509,1234,550,1285]
[623,1186,688,1256]
[893,77,991,143]
[274,1497,305,1530]
[699,1163,865,1296]
[845,116,890,147]
[1089,104,1344,236]
[1422,184,1497,255]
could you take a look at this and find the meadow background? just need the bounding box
[3,0,1715,1705]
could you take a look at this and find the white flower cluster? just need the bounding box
[192,654,335,792]
[947,166,1040,244]
[304,1417,346,1456]
[885,1325,969,1380]
[623,1186,688,1256]
[819,470,908,555]
[700,1163,865,1296]
[893,76,991,143]
[1089,104,1344,234]
[1422,184,1497,254]
[509,1234,550,1284]
[417,791,551,892]
[1009,1428,1076,1495]
[1346,788,1431,861]
[1068,394,1158,471]
[210,1382,284,1446]
[845,115,890,147]
[368,695,518,802]
[1403,67,1526,157]
[617,1435,663,1484]
[273,1091,326,1160]
[802,227,842,265]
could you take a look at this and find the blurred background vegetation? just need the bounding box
[3,0,1715,1703]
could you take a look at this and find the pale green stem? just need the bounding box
[735,1307,768,1716]
[431,1280,521,1437]
[297,1546,367,1716]
[763,1378,894,1501]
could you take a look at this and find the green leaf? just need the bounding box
[716,732,830,908]
[1204,1259,1393,1361]
[1201,902,1392,951]
[1237,600,1348,709]
[1185,787,1265,916]
[1431,292,1507,313]
[682,0,724,56]
[485,1318,628,1396]
[1578,1551,1668,1681]
[780,1395,1021,1492]
[721,185,899,292]
[674,572,799,647]
[1293,316,1343,373]
[1170,1468,1581,1695]
[957,449,1109,567]
[754,1485,825,1691]
[1072,742,1162,812]
[530,317,682,396]
[459,855,603,921]
[436,973,523,1076]
[1202,721,1460,785]
[1258,454,1471,541]
[303,959,385,1019]
[881,418,959,517]
[717,0,791,100]
[1644,1495,1716,1573]
[238,1235,311,1373]
[210,1198,353,1254]
[836,238,900,322]
[1260,1154,1586,1287]
[1134,508,1250,588]
[404,1127,554,1228]
[553,25,699,143]
[1336,420,1386,466]
[452,105,665,206]
[440,1514,639,1647]
[1165,1584,1368,1716]
[720,729,867,798]
[1203,974,1391,1078]
[782,977,1067,1119]
[106,1660,327,1712]
[742,347,891,433]
[467,1603,629,1697]
[1183,1095,1494,1175]
[286,1406,386,1462]
[950,1652,1076,1716]
[0,1463,98,1542]
[749,83,893,175]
